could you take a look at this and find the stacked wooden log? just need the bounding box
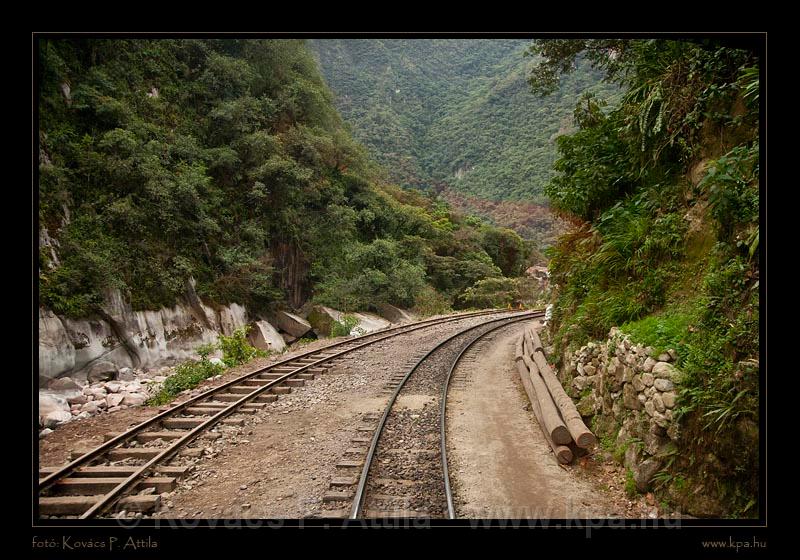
[514,324,597,464]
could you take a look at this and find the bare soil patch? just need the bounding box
[446,322,661,519]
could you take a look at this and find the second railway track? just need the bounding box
[37,308,534,520]
[317,311,543,519]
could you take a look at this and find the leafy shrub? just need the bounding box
[460,277,516,308]
[413,285,452,317]
[545,99,636,221]
[330,314,363,337]
[460,276,542,309]
[217,326,269,367]
[480,227,529,277]
[147,358,225,406]
[164,360,225,396]
[313,238,429,311]
[196,343,217,360]
[699,143,759,244]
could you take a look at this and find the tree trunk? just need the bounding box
[515,333,525,362]
[532,349,596,448]
[523,330,535,357]
[528,327,544,354]
[515,358,572,464]
[520,353,571,445]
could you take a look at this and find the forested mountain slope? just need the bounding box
[311,39,617,244]
[38,39,538,321]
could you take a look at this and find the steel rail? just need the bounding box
[348,311,543,519]
[39,308,532,518]
[440,319,532,519]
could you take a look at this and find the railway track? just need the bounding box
[317,311,543,519]
[37,308,531,519]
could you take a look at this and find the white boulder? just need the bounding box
[247,320,287,353]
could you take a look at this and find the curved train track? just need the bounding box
[339,311,543,519]
[37,308,535,519]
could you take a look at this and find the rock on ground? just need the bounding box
[39,394,70,417]
[42,410,72,428]
[270,311,313,338]
[375,303,416,324]
[247,320,287,353]
[47,377,83,391]
[86,361,118,383]
[308,305,390,336]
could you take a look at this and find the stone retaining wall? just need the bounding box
[559,327,684,494]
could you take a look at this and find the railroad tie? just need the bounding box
[39,495,161,516]
[40,465,190,480]
[50,476,176,495]
[323,490,354,503]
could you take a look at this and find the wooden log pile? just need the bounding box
[514,324,596,464]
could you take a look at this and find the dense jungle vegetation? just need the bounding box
[311,39,618,243]
[38,39,539,320]
[531,38,761,516]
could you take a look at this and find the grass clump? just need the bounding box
[147,359,224,406]
[147,326,267,405]
[621,306,697,358]
[625,468,638,498]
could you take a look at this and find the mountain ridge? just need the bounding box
[310,38,617,244]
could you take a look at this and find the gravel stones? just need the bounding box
[105,381,123,393]
[39,394,69,416]
[574,376,589,392]
[80,401,102,414]
[84,386,107,398]
[118,367,136,381]
[106,393,125,408]
[563,327,687,496]
[562,328,683,504]
[67,394,88,405]
[41,366,174,430]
